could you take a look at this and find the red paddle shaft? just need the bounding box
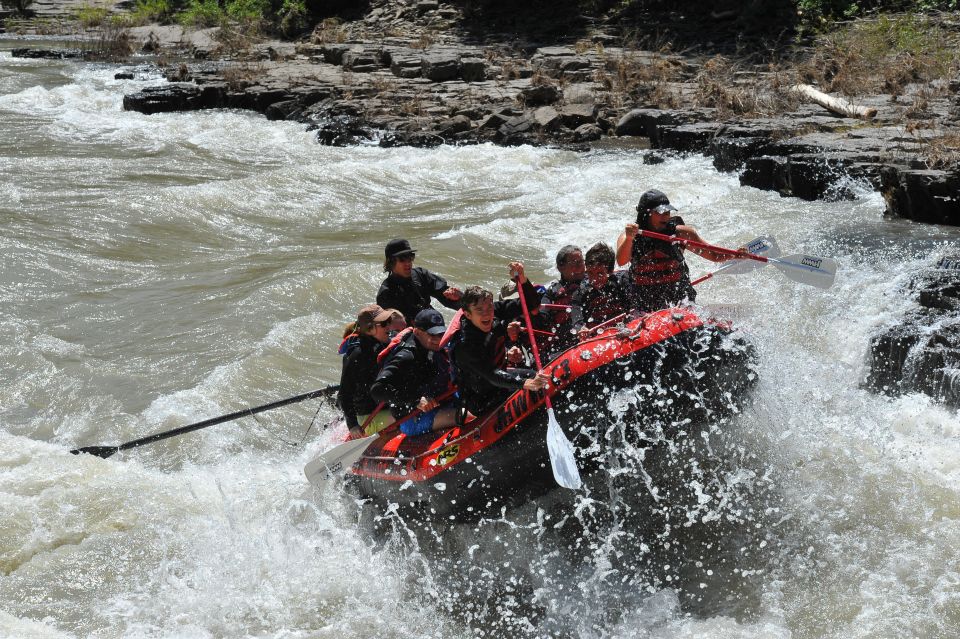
[639,229,756,263]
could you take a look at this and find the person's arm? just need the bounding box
[369,349,410,407]
[616,223,638,266]
[375,280,398,312]
[675,226,735,263]
[420,268,461,310]
[338,351,362,434]
[455,341,536,391]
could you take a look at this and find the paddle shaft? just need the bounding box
[514,278,552,409]
[71,384,340,458]
[639,229,758,262]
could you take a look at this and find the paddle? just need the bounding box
[71,384,341,459]
[304,387,458,487]
[691,235,779,286]
[514,275,582,490]
[641,229,837,289]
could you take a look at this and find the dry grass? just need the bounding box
[213,20,266,58]
[694,55,800,118]
[221,61,265,91]
[312,17,348,44]
[923,131,960,169]
[409,30,436,50]
[798,13,960,97]
[89,20,132,59]
[592,50,683,109]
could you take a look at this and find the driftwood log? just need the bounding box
[791,84,878,119]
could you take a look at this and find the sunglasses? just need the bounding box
[396,254,416,263]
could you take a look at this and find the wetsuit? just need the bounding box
[376,267,459,325]
[337,334,383,432]
[452,280,541,416]
[570,270,630,329]
[628,216,696,312]
[536,278,580,355]
[370,331,452,418]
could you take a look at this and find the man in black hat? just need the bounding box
[376,238,462,325]
[615,190,735,312]
[370,308,457,435]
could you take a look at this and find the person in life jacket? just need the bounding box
[535,245,585,355]
[615,189,735,312]
[453,261,550,418]
[570,242,629,339]
[338,304,395,438]
[376,238,462,325]
[370,308,458,436]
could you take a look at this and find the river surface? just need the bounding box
[2,43,960,639]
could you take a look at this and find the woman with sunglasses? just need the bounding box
[338,304,395,438]
[376,238,462,325]
[615,190,734,312]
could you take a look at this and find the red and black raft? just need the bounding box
[343,307,756,520]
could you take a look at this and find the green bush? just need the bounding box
[177,0,224,26]
[73,4,111,26]
[798,0,960,26]
[131,0,179,23]
[225,0,271,21]
[277,0,308,36]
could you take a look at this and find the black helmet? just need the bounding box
[636,189,670,213]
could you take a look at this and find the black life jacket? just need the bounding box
[629,217,689,286]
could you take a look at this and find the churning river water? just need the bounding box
[2,44,960,639]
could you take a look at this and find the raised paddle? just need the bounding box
[71,384,341,459]
[691,235,780,286]
[515,275,582,490]
[640,229,837,289]
[304,387,458,487]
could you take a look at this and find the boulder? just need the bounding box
[519,84,560,107]
[865,255,960,407]
[122,83,225,114]
[533,106,561,130]
[439,114,472,134]
[559,103,597,128]
[880,167,960,226]
[573,123,603,142]
[391,54,422,79]
[422,52,460,82]
[460,57,487,82]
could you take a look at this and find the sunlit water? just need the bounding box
[2,45,960,638]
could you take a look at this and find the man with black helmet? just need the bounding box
[615,190,734,312]
[376,238,462,325]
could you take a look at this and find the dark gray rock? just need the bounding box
[559,103,597,128]
[422,53,460,82]
[865,255,960,407]
[460,57,486,82]
[391,54,422,79]
[123,83,226,114]
[438,114,471,134]
[11,48,83,59]
[319,44,352,65]
[880,167,960,226]
[519,84,560,107]
[573,123,603,142]
[342,49,381,72]
[497,113,538,145]
[533,106,561,130]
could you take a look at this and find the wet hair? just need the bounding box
[585,242,615,273]
[461,285,493,312]
[342,321,359,338]
[555,245,582,269]
[383,256,397,273]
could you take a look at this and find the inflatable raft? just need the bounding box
[324,307,756,520]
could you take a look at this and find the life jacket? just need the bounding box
[376,327,414,366]
[542,279,579,326]
[338,333,360,357]
[630,218,688,286]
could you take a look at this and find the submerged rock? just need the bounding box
[865,254,960,407]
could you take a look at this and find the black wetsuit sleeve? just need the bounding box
[338,350,362,430]
[569,285,586,329]
[370,349,414,410]
[495,280,541,320]
[455,341,534,391]
[421,268,460,311]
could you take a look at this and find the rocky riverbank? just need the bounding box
[9,2,960,226]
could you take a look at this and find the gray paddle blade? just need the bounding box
[771,253,839,289]
[715,235,780,276]
[304,434,376,489]
[546,408,582,490]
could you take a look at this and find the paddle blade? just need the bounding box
[546,408,582,490]
[771,254,838,289]
[304,434,376,489]
[714,235,780,276]
[70,445,119,459]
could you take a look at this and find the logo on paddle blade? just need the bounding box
[436,444,460,466]
[801,256,822,269]
[747,239,769,253]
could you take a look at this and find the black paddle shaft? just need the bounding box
[71,384,340,459]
